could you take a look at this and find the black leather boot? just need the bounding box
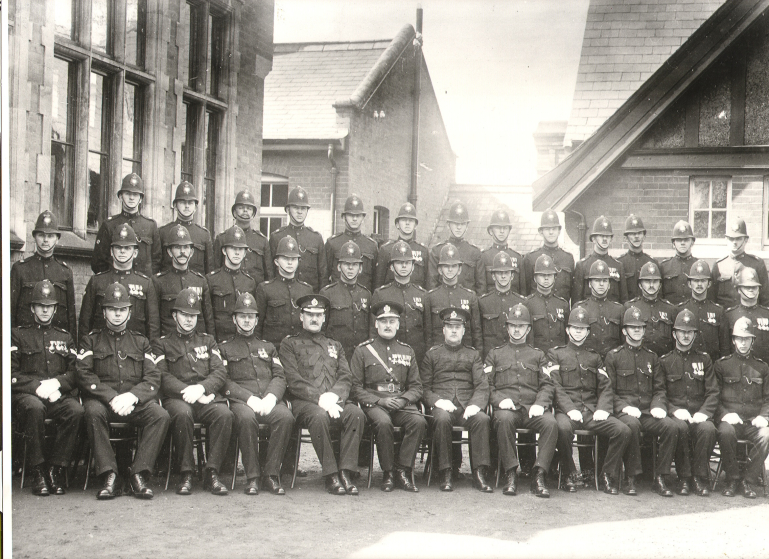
[96,471,118,500]
[204,468,228,496]
[472,466,493,493]
[602,472,618,495]
[654,475,673,497]
[722,479,738,497]
[244,478,259,496]
[692,476,710,497]
[530,467,550,498]
[380,470,395,492]
[46,464,66,495]
[439,468,453,492]
[129,471,154,500]
[503,468,518,496]
[394,466,418,492]
[261,475,285,495]
[176,471,194,495]
[325,473,346,495]
[678,478,691,496]
[740,479,757,499]
[623,475,638,496]
[31,466,50,496]
[339,469,359,495]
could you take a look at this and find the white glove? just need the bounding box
[326,403,343,419]
[247,395,263,413]
[197,393,216,405]
[752,416,769,428]
[110,392,138,416]
[593,409,609,421]
[261,394,278,416]
[48,389,62,403]
[529,404,545,417]
[650,407,667,419]
[622,406,641,418]
[722,413,743,425]
[691,412,708,424]
[36,378,61,400]
[463,404,480,419]
[434,399,457,412]
[498,399,516,410]
[181,384,206,404]
[673,409,692,422]
[567,409,583,422]
[318,392,340,411]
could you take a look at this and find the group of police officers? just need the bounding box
[11,172,769,501]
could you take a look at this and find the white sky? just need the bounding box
[274,0,591,186]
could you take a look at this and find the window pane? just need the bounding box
[692,180,710,210]
[205,111,219,180]
[122,83,138,161]
[51,58,71,143]
[51,143,74,228]
[273,184,288,207]
[712,180,728,209]
[209,14,226,97]
[711,211,727,238]
[125,0,145,67]
[92,0,110,53]
[55,0,73,39]
[261,184,271,207]
[89,73,105,151]
[122,159,140,178]
[181,103,195,178]
[693,211,710,238]
[699,71,731,147]
[88,152,108,229]
[206,14,213,94]
[188,2,200,88]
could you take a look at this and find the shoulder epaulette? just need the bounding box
[609,346,623,354]
[553,294,568,304]
[479,291,493,300]
[321,282,339,291]
[297,280,312,289]
[660,298,675,306]
[134,271,150,280]
[660,350,675,360]
[304,225,318,234]
[95,270,110,277]
[18,324,33,330]
[725,305,739,313]
[357,338,375,348]
[52,326,69,334]
[189,269,205,278]
[241,270,255,281]
[551,344,567,351]
[413,284,427,292]
[329,232,344,241]
[659,256,674,264]
[208,268,222,277]
[627,296,641,304]
[427,286,441,295]
[715,255,729,263]
[427,344,442,353]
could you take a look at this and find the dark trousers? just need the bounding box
[717,421,769,484]
[618,413,678,477]
[291,400,365,477]
[671,418,717,479]
[492,409,556,473]
[84,399,169,476]
[231,401,294,478]
[430,407,491,472]
[163,399,233,473]
[364,405,427,471]
[12,393,84,467]
[555,411,631,479]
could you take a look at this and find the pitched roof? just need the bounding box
[564,0,725,146]
[533,0,769,212]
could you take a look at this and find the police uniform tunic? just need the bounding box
[619,251,657,302]
[11,324,84,468]
[79,268,161,346]
[658,254,697,306]
[661,348,718,479]
[572,253,628,305]
[207,266,257,343]
[478,289,526,358]
[255,276,313,351]
[480,244,525,296]
[92,211,161,277]
[374,239,428,289]
[605,343,678,477]
[421,342,490,471]
[678,298,730,361]
[76,328,170,477]
[726,304,769,364]
[350,337,426,471]
[269,224,327,292]
[484,342,557,473]
[159,218,214,276]
[548,342,630,479]
[370,281,428,365]
[424,283,483,350]
[428,238,486,294]
[525,291,569,353]
[711,253,769,308]
[154,331,232,474]
[280,330,364,477]
[326,230,378,292]
[153,267,215,337]
[575,296,623,359]
[220,334,294,479]
[624,296,676,358]
[320,281,371,361]
[714,352,769,484]
[523,246,574,302]
[214,225,273,285]
[11,253,78,340]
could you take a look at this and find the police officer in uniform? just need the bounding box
[154,224,215,337]
[714,316,769,498]
[350,301,426,492]
[525,254,570,352]
[711,218,769,308]
[618,214,657,302]
[427,200,485,294]
[421,307,492,492]
[678,260,729,361]
[11,280,84,495]
[575,260,624,359]
[77,282,170,500]
[153,289,233,496]
[213,190,273,284]
[572,216,628,304]
[485,303,557,497]
[661,309,719,496]
[207,225,257,343]
[624,261,676,358]
[605,306,679,497]
[321,240,371,360]
[659,221,698,305]
[220,292,294,495]
[374,203,428,289]
[326,195,378,292]
[79,223,160,346]
[159,181,213,275]
[92,173,161,277]
[479,251,526,358]
[280,295,365,495]
[370,240,429,365]
[269,186,328,292]
[549,307,631,495]
[725,266,769,364]
[524,210,574,302]
[11,210,77,339]
[255,236,312,351]
[480,209,524,295]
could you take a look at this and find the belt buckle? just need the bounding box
[388,383,395,393]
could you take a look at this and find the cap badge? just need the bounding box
[697,264,703,272]
[42,285,51,296]
[450,311,458,319]
[130,175,139,186]
[243,192,250,199]
[43,215,52,225]
[120,227,128,239]
[311,298,318,306]
[234,230,242,239]
[114,288,122,300]
[456,207,463,215]
[602,220,608,228]
[352,199,359,206]
[188,294,196,307]
[383,305,391,314]
[514,309,522,317]
[298,192,305,199]
[183,186,191,194]
[633,310,640,319]
[679,224,686,232]
[288,241,295,249]
[177,228,185,238]
[348,246,355,254]
[632,218,637,225]
[684,315,690,323]
[244,296,252,306]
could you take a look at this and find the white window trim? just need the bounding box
[259,179,289,238]
[688,175,732,246]
[763,176,769,249]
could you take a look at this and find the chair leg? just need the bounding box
[231,440,240,491]
[291,429,301,489]
[652,436,658,480]
[20,439,28,489]
[593,435,600,490]
[557,461,563,489]
[367,431,375,490]
[495,455,502,488]
[425,436,435,487]
[83,449,93,490]
[165,437,173,491]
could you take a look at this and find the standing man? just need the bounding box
[678,260,730,362]
[427,200,485,294]
[711,218,769,308]
[153,289,233,496]
[525,254,569,353]
[625,261,676,358]
[220,292,294,496]
[350,301,426,492]
[326,194,378,292]
[374,203,428,289]
[77,282,170,500]
[11,280,84,495]
[725,266,769,364]
[11,210,77,339]
[280,295,365,496]
[92,173,161,277]
[659,221,697,305]
[421,308,492,492]
[479,252,526,358]
[159,181,213,275]
[214,190,273,285]
[575,261,624,359]
[269,186,328,292]
[524,210,574,302]
[480,209,524,295]
[572,216,627,304]
[618,214,656,302]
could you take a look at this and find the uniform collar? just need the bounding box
[589,294,608,302]
[567,341,586,352]
[288,223,305,231]
[223,265,242,275]
[441,282,458,290]
[675,253,692,260]
[174,328,196,339]
[121,210,140,219]
[449,236,464,245]
[443,342,463,352]
[279,275,295,283]
[175,217,194,227]
[340,280,358,289]
[33,321,53,330]
[107,327,127,337]
[345,230,361,238]
[624,342,644,352]
[496,288,513,297]
[492,242,508,250]
[33,252,54,261]
[111,268,134,276]
[171,266,189,275]
[675,346,694,357]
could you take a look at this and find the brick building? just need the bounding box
[533,0,769,265]
[8,0,275,307]
[261,24,455,243]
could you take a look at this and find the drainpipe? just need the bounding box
[329,143,338,233]
[408,6,423,207]
[569,209,587,259]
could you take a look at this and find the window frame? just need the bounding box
[372,206,389,242]
[259,178,289,238]
[688,175,733,245]
[50,55,79,231]
[762,176,769,248]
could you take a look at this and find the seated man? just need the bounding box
[421,307,492,493]
[153,288,233,496]
[280,294,365,496]
[77,282,170,500]
[11,280,84,495]
[485,303,557,498]
[350,301,426,492]
[714,317,769,499]
[220,292,294,496]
